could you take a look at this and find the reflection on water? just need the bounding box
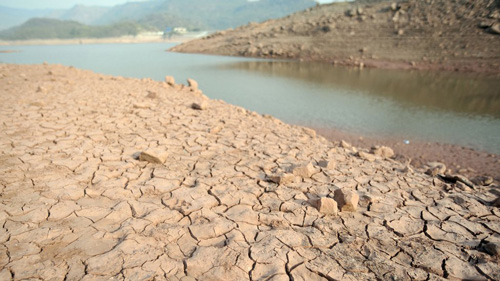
[1,43,499,153]
[222,61,500,118]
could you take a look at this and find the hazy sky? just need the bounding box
[1,0,339,10]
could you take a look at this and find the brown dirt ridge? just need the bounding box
[170,0,500,74]
[1,63,500,280]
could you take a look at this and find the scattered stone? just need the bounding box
[479,21,492,29]
[317,160,336,170]
[187,78,199,91]
[358,151,376,162]
[493,197,500,208]
[36,86,47,93]
[292,162,316,178]
[165,76,175,86]
[391,3,399,11]
[340,140,351,148]
[269,173,295,185]
[333,188,359,212]
[471,176,493,186]
[314,197,338,215]
[489,23,500,35]
[138,150,168,164]
[453,174,475,189]
[483,241,500,257]
[426,162,446,177]
[191,101,209,110]
[370,146,394,158]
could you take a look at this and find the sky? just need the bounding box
[1,0,339,10]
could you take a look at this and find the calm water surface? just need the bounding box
[1,42,499,153]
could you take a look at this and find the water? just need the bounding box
[1,42,499,153]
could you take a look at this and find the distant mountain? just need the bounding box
[94,0,317,30]
[0,18,142,40]
[59,5,111,25]
[0,5,62,30]
[0,0,317,31]
[0,0,318,39]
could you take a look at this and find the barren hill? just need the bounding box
[171,0,500,73]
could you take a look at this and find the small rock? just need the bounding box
[187,78,198,91]
[484,242,500,257]
[269,173,295,185]
[370,146,394,158]
[492,197,500,208]
[472,176,493,186]
[314,198,338,215]
[165,76,175,86]
[438,174,475,189]
[36,86,47,93]
[425,162,446,176]
[356,7,364,15]
[146,91,157,99]
[454,175,475,189]
[489,10,500,19]
[340,140,351,148]
[391,2,398,11]
[138,150,168,164]
[478,21,492,29]
[191,101,209,110]
[292,162,316,178]
[397,29,404,36]
[489,23,500,35]
[317,160,336,170]
[358,151,376,162]
[333,188,359,212]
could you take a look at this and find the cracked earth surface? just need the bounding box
[1,63,499,280]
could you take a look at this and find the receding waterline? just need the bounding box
[1,42,499,153]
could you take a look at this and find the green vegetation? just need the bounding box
[0,18,142,40]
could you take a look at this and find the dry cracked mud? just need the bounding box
[1,63,500,280]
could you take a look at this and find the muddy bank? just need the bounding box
[314,127,500,180]
[171,0,500,74]
[1,64,499,280]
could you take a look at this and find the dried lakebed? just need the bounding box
[1,64,499,280]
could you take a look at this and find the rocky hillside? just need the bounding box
[171,0,500,73]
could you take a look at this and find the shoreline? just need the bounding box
[313,127,500,180]
[0,35,197,46]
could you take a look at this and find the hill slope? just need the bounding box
[94,0,317,30]
[0,18,142,40]
[171,0,500,73]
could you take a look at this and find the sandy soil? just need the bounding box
[171,0,500,74]
[1,64,499,280]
